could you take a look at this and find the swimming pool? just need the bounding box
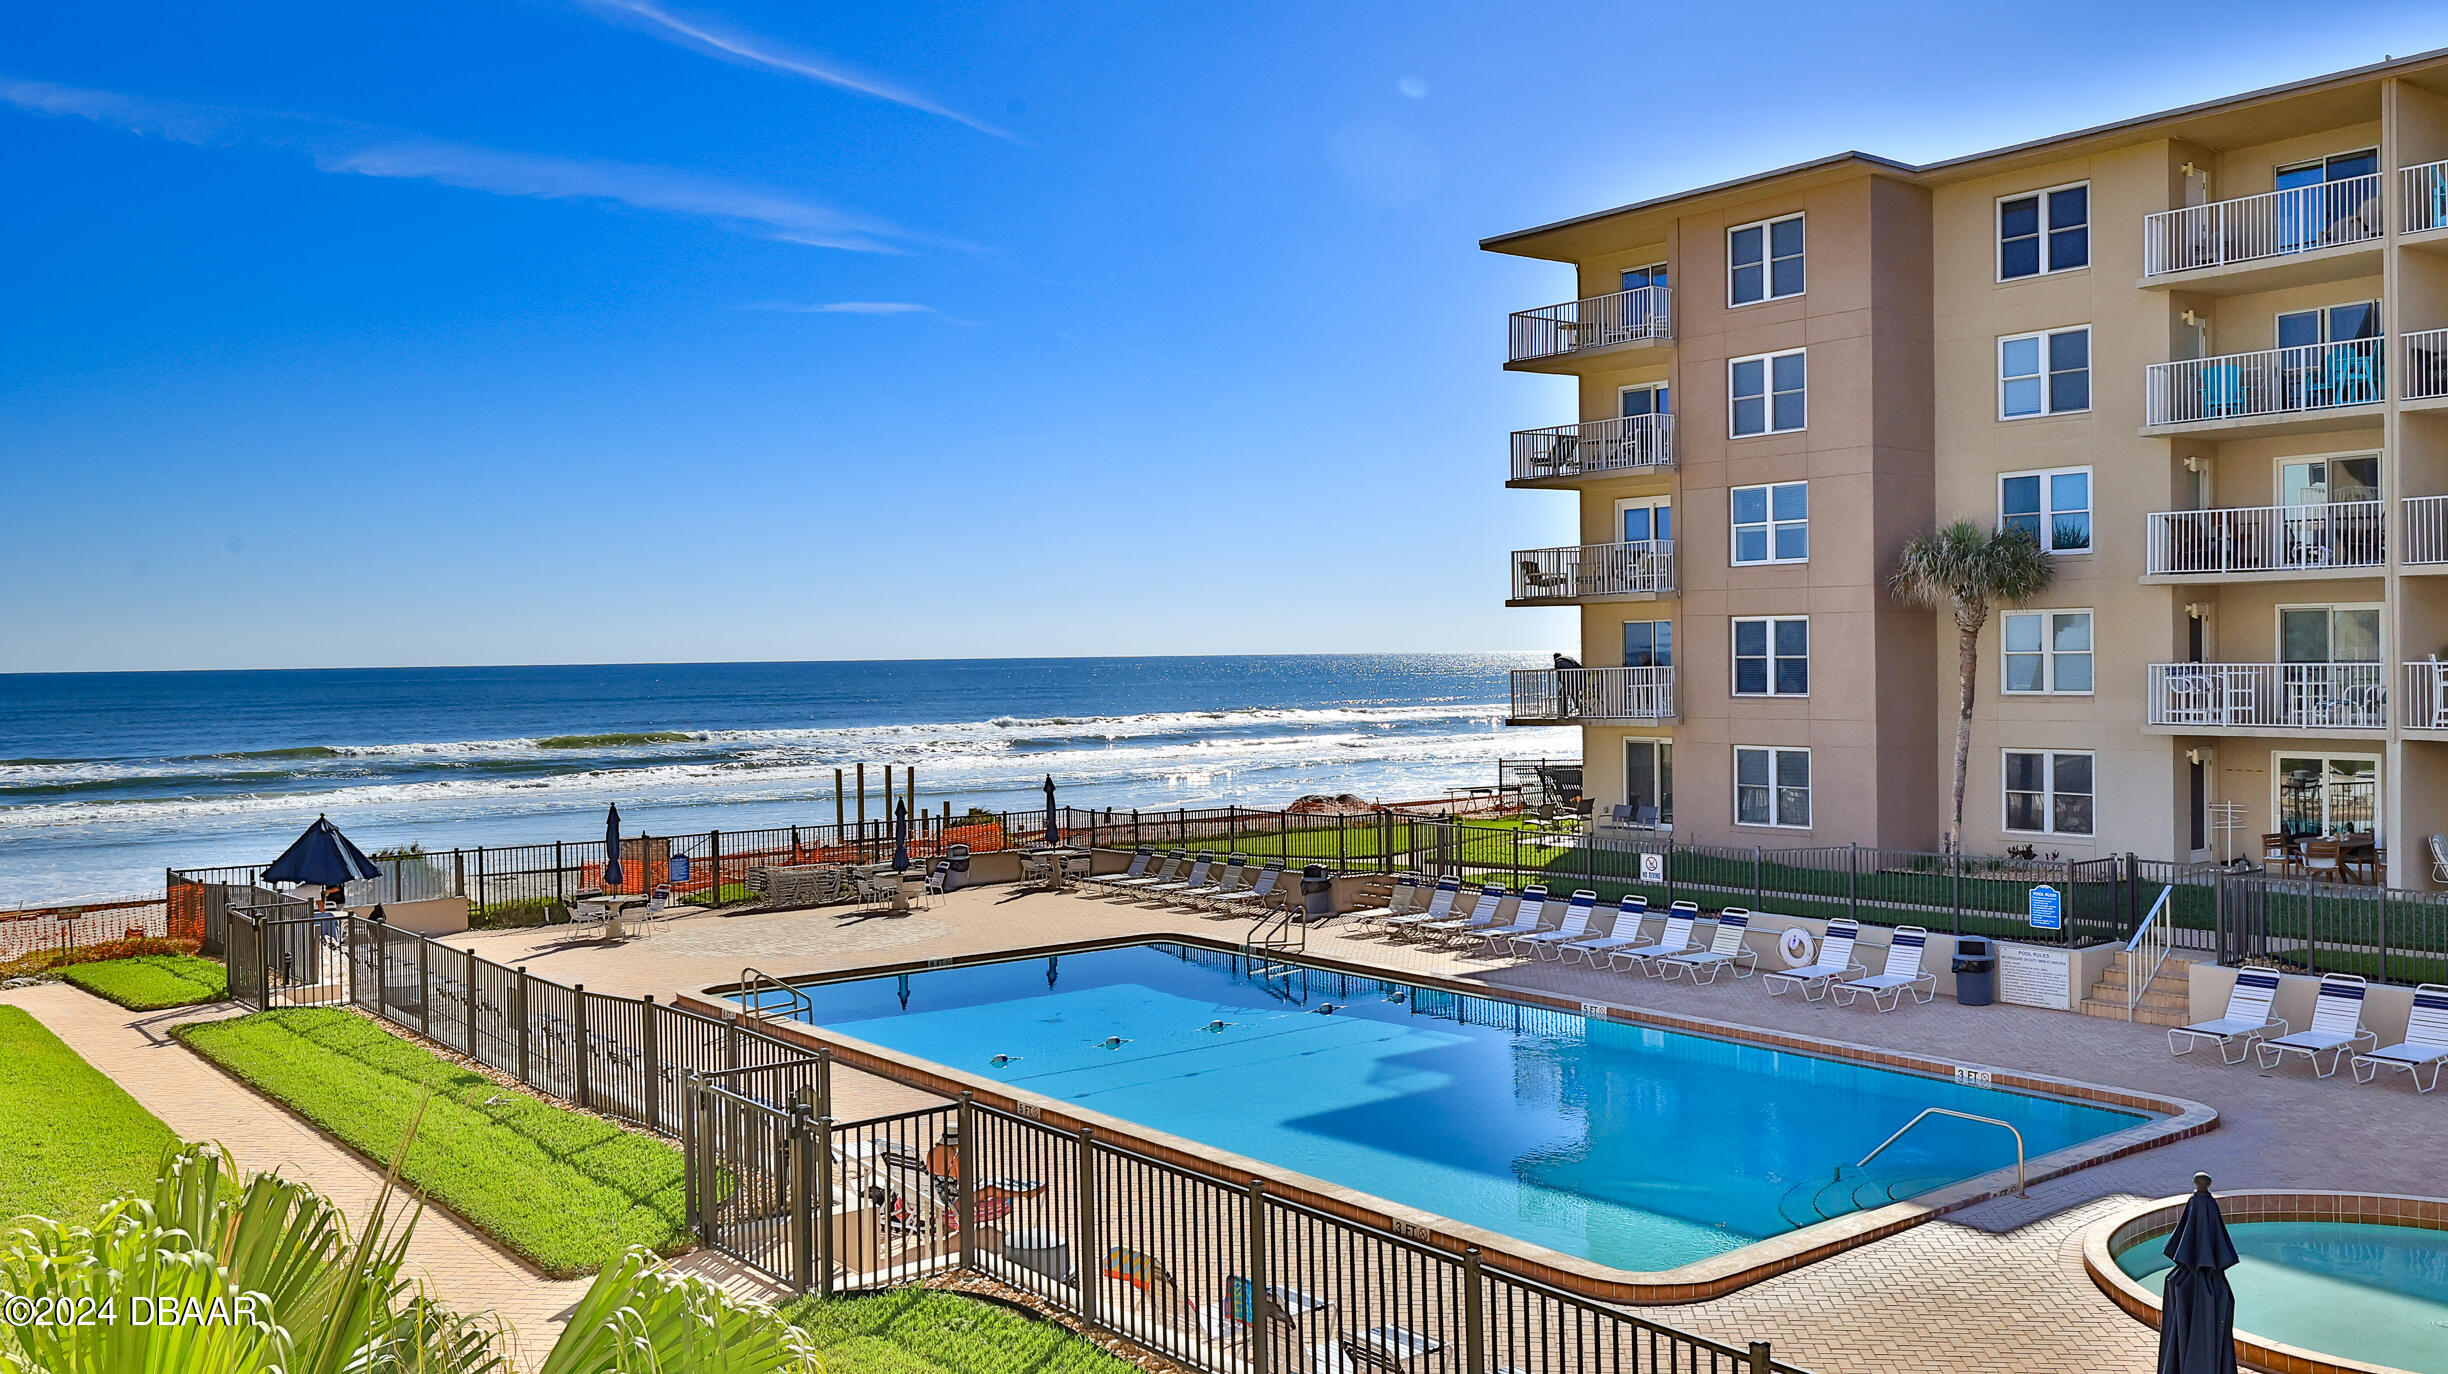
[2115,1220,2448,1374]
[735,943,2147,1273]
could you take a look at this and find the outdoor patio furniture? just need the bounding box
[1206,858,1292,917]
[1101,850,1186,897]
[1415,883,1508,944]
[1830,927,1938,1011]
[1607,903,1700,976]
[1345,874,1425,931]
[2351,983,2448,1092]
[1082,846,1154,891]
[1559,896,1648,964]
[1511,890,1601,958]
[1662,909,1759,983]
[2260,833,2299,877]
[1473,886,1551,957]
[1764,918,1865,1001]
[2431,834,2448,886]
[1139,851,1215,901]
[1518,559,1571,596]
[2169,967,2287,1063]
[1379,875,1461,937]
[2299,839,2345,882]
[2256,972,2377,1077]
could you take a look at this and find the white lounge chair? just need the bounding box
[1083,846,1155,891]
[1662,909,1759,983]
[2168,967,2287,1063]
[1830,926,1937,1011]
[1163,855,1243,907]
[1207,858,1291,916]
[2352,982,2448,1092]
[1515,891,1601,959]
[1764,919,1865,1002]
[1382,876,1463,939]
[1138,851,1215,901]
[1416,883,1508,944]
[1559,897,1648,965]
[1345,874,1427,932]
[2256,972,2377,1077]
[1608,903,1700,975]
[1474,887,1552,956]
[1101,849,1185,897]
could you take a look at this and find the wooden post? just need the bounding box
[708,830,723,908]
[834,770,845,832]
[856,764,867,828]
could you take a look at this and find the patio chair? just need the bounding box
[1830,927,1938,1011]
[1102,850,1186,898]
[1162,855,1243,907]
[1606,902,1702,976]
[1082,846,1154,892]
[2256,972,2377,1077]
[1662,909,1759,983]
[1473,886,1552,956]
[2168,966,2287,1063]
[2200,361,2246,417]
[2299,839,2345,883]
[2351,983,2448,1092]
[2260,833,2298,878]
[1415,883,1509,944]
[2326,347,2380,406]
[1518,559,1572,597]
[1764,918,1866,1002]
[924,859,953,896]
[1559,896,1649,964]
[1344,873,1426,932]
[2431,835,2448,886]
[1206,858,1291,917]
[1381,875,1463,938]
[1512,890,1602,958]
[1138,851,1215,901]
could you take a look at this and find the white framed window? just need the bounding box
[1728,213,1804,306]
[1735,746,1811,829]
[1729,349,1805,437]
[2002,610,2093,694]
[1731,616,1808,696]
[1618,381,1669,418]
[2000,467,2091,553]
[2003,749,2094,836]
[1999,327,2091,418]
[1730,482,1808,564]
[1998,182,2088,279]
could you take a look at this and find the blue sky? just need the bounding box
[3,1,2439,672]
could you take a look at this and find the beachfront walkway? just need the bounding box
[0,983,784,1369]
[444,886,2448,1374]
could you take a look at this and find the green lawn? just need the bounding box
[173,1008,686,1277]
[58,953,228,1009]
[0,1006,178,1222]
[784,1288,1134,1374]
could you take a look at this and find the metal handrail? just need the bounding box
[1857,1107,2026,1197]
[738,965,812,1024]
[2123,886,2176,1023]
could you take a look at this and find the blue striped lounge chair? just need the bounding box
[2256,972,2376,1077]
[2167,966,2287,1063]
[1764,918,1865,1002]
[1608,902,1701,976]
[2352,982,2448,1092]
[1473,886,1552,957]
[1382,876,1463,939]
[1559,896,1648,965]
[1515,890,1602,959]
[1662,909,1759,983]
[1829,926,1937,1011]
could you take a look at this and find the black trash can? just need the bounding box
[944,843,971,891]
[1952,936,1998,1006]
[1300,864,1334,922]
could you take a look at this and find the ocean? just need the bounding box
[0,655,1569,904]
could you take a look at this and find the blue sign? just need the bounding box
[669,854,691,882]
[2027,883,2062,930]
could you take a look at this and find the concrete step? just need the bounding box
[2078,997,2191,1027]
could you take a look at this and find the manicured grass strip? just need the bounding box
[784,1288,1135,1374]
[173,1008,685,1277]
[58,954,228,1009]
[0,1006,178,1223]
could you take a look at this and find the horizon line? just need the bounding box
[0,649,1556,679]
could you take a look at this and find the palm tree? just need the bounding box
[1889,520,2056,854]
[0,1141,820,1374]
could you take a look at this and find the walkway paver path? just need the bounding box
[0,983,780,1369]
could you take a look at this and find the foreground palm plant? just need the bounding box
[0,1140,818,1374]
[1889,520,2056,853]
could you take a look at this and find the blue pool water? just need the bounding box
[747,944,2146,1272]
[2120,1221,2448,1374]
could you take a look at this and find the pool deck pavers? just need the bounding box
[28,883,2445,1373]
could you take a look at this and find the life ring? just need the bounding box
[1777,926,1816,968]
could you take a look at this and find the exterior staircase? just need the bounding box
[2078,950,2193,1026]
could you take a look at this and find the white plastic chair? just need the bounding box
[2256,972,2376,1077]
[1830,927,1937,1011]
[1764,918,1866,1001]
[2352,982,2448,1092]
[1662,909,1759,983]
[2168,967,2287,1063]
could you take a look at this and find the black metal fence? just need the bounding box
[2213,872,2448,986]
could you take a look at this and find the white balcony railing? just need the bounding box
[2146,662,2387,731]
[2144,337,2384,427]
[1509,414,1674,482]
[2402,160,2448,235]
[2407,494,2448,565]
[2404,662,2448,731]
[2406,326,2448,401]
[1507,286,1672,363]
[2144,501,2383,576]
[2143,173,2384,277]
[1510,667,1676,722]
[1510,541,1676,602]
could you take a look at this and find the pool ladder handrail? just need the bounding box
[1857,1107,2026,1198]
[738,965,813,1024]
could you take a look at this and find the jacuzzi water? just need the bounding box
[2119,1220,2448,1374]
[740,943,2146,1272]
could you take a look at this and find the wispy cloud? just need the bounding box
[747,300,934,314]
[572,0,1018,143]
[0,76,918,253]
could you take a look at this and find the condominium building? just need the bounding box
[1485,49,2448,882]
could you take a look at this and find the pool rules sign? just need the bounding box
[2026,883,2063,931]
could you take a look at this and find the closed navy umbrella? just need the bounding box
[601,804,625,890]
[262,815,383,890]
[1043,775,1060,846]
[892,800,911,873]
[2158,1173,2239,1374]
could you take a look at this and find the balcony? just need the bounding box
[2140,174,2383,291]
[1508,541,1676,605]
[1509,414,1674,486]
[2145,662,2386,734]
[2142,338,2383,434]
[2404,662,2448,733]
[2407,495,2448,567]
[2404,160,2448,236]
[2142,501,2383,580]
[1505,286,1671,370]
[2406,327,2448,404]
[1508,667,1676,724]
